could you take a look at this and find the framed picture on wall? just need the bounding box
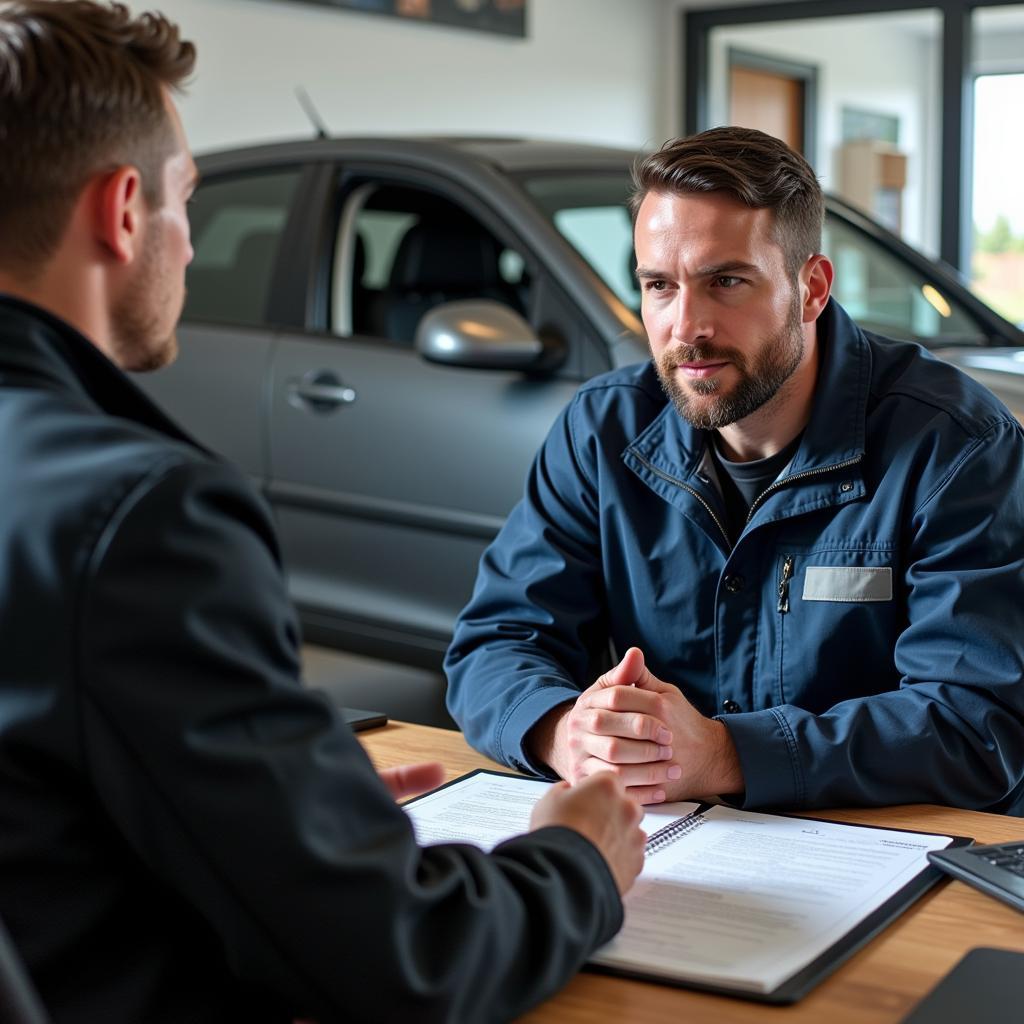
[288,0,527,38]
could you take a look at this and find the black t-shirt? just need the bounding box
[712,433,803,543]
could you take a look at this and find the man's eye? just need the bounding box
[715,275,743,288]
[643,280,668,292]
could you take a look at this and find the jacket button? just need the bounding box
[724,574,745,593]
[722,699,742,714]
[840,481,854,493]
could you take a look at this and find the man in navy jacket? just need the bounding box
[0,3,646,1022]
[447,128,1024,815]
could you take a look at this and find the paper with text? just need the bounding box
[404,773,954,996]
[592,805,952,992]
[404,771,699,850]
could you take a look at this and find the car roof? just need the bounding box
[195,135,636,176]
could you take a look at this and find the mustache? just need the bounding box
[659,343,745,366]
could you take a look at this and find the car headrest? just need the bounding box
[388,221,501,291]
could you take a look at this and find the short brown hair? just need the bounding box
[0,1,195,269]
[630,127,824,278]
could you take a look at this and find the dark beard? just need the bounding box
[109,219,180,373]
[655,297,804,430]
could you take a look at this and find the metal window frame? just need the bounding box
[684,0,1023,272]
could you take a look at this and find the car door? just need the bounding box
[267,167,607,666]
[136,165,307,482]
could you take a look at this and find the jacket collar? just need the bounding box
[0,294,204,450]
[625,298,871,482]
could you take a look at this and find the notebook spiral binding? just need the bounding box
[645,813,706,857]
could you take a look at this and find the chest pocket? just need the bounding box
[769,549,902,713]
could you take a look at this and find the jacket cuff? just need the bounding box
[718,708,804,808]
[498,825,624,943]
[498,686,580,778]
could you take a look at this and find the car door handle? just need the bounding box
[287,371,357,412]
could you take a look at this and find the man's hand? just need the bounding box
[379,761,445,802]
[528,647,744,804]
[529,772,645,895]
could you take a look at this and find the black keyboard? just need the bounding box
[928,841,1024,913]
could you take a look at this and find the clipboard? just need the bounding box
[405,769,973,1004]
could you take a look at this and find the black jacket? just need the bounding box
[0,296,622,1023]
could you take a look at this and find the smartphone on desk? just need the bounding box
[342,707,388,731]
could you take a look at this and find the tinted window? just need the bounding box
[183,169,300,326]
[521,173,640,313]
[332,183,529,343]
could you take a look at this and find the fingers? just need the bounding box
[582,729,672,764]
[379,761,445,801]
[626,785,670,806]
[593,646,646,689]
[577,755,682,794]
[582,690,671,735]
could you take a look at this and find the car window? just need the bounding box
[331,183,530,342]
[823,216,985,346]
[183,168,300,326]
[520,173,640,313]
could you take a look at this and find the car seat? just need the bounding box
[381,220,519,343]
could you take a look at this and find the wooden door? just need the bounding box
[729,65,804,153]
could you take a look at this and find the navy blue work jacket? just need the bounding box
[446,300,1024,814]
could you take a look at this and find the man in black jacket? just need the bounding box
[0,4,645,1022]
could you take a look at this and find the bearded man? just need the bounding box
[446,127,1024,815]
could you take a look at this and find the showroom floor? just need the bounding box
[301,644,456,730]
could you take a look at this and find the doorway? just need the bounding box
[727,48,817,156]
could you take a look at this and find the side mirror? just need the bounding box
[415,300,565,372]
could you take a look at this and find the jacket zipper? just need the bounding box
[745,454,864,526]
[777,555,794,613]
[632,454,731,548]
[634,452,864,553]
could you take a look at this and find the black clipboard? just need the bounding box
[406,769,973,1005]
[591,809,972,1004]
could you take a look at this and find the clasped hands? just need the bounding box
[531,647,745,805]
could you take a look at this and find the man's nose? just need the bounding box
[671,289,713,344]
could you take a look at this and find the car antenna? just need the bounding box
[296,86,329,139]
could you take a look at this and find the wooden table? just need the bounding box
[360,721,1024,1024]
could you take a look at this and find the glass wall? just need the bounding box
[707,10,942,256]
[970,5,1024,326]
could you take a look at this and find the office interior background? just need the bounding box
[148,0,1024,723]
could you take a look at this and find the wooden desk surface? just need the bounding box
[360,721,1024,1024]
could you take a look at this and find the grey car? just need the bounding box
[137,137,1024,670]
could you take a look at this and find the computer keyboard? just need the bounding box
[928,841,1024,913]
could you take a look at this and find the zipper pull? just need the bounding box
[777,555,794,613]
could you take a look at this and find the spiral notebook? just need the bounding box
[404,769,971,1004]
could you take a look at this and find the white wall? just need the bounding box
[149,0,671,155]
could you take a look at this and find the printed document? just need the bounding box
[404,771,959,999]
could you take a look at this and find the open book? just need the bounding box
[404,770,971,1004]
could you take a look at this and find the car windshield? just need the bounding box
[520,171,989,348]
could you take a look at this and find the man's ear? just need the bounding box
[93,165,144,265]
[799,253,834,323]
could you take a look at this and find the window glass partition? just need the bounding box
[970,5,1024,325]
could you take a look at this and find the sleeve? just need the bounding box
[445,400,611,775]
[76,458,622,1024]
[724,418,1024,812]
